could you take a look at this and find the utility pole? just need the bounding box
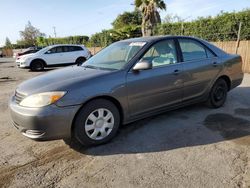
[235,22,242,54]
[53,26,57,38]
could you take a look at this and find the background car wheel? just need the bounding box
[207,78,228,108]
[75,57,86,66]
[30,60,44,71]
[73,99,120,146]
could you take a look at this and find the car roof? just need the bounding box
[121,35,227,56]
[48,44,85,48]
[121,35,202,43]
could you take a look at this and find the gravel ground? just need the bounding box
[0,59,250,188]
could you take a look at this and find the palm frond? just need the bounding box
[134,0,143,7]
[155,0,166,10]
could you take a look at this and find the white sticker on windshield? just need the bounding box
[129,42,146,47]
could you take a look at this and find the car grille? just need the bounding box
[15,91,26,104]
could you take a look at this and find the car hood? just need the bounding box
[18,53,34,59]
[16,66,110,95]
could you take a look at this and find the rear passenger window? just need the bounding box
[66,46,83,52]
[73,46,83,51]
[179,39,207,61]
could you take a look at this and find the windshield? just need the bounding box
[36,46,51,54]
[83,41,146,70]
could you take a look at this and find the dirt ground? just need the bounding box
[0,59,250,188]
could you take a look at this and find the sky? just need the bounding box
[0,0,250,46]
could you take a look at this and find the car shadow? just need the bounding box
[28,65,78,72]
[28,68,57,72]
[68,86,250,156]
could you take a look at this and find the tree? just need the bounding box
[112,10,142,29]
[19,21,45,46]
[163,13,183,23]
[87,10,143,47]
[5,37,12,48]
[134,0,166,36]
[155,9,250,41]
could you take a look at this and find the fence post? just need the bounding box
[235,22,242,54]
[181,22,184,35]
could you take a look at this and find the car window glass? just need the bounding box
[48,47,57,54]
[63,46,70,52]
[140,40,177,67]
[104,46,127,62]
[83,41,146,70]
[179,39,207,61]
[73,46,83,51]
[206,49,216,58]
[56,46,63,53]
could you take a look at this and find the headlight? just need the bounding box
[20,56,32,62]
[20,91,66,108]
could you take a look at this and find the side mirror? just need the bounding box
[133,60,152,71]
[45,50,51,54]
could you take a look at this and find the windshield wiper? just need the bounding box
[82,65,117,71]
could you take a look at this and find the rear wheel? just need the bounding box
[73,99,120,146]
[75,57,86,66]
[30,60,44,71]
[207,78,228,108]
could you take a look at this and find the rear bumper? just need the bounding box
[9,95,81,141]
[231,72,244,90]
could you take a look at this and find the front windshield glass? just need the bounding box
[83,41,147,70]
[36,46,53,54]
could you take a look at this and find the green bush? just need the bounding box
[155,9,250,41]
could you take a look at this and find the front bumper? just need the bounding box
[9,95,81,141]
[16,61,29,68]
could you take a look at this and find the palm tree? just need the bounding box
[135,0,166,36]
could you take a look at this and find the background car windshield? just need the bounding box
[83,41,146,70]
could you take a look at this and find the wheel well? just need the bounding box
[76,56,86,61]
[217,75,231,91]
[30,59,47,66]
[71,96,124,132]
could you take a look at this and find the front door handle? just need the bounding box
[173,69,180,75]
[213,62,218,67]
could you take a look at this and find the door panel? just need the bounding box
[178,39,221,101]
[127,64,183,116]
[126,39,184,117]
[43,46,67,65]
[182,57,221,101]
[63,46,82,63]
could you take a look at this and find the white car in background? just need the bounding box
[16,44,91,71]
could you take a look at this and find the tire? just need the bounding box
[73,99,120,146]
[30,60,44,71]
[75,57,86,66]
[207,78,228,108]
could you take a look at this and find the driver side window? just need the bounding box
[45,46,63,54]
[141,40,177,67]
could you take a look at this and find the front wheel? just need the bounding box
[207,78,228,108]
[75,57,86,66]
[30,60,44,71]
[73,99,120,146]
